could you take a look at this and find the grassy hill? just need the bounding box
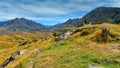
[33,23,120,68]
[0,31,55,68]
[0,23,120,68]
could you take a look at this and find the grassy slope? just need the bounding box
[0,23,120,68]
[0,31,55,68]
[33,23,120,68]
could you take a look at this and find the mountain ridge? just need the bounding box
[1,7,120,33]
[54,7,120,28]
[0,18,45,33]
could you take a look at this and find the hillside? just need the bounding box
[0,23,120,68]
[0,31,55,68]
[35,23,120,68]
[55,7,120,28]
[0,18,45,33]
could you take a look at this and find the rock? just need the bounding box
[89,64,103,68]
[101,28,109,43]
[0,58,10,67]
[18,41,28,46]
[64,31,72,36]
[58,34,65,41]
[19,49,27,55]
[0,49,27,67]
[34,48,40,54]
[11,52,20,59]
[58,31,72,41]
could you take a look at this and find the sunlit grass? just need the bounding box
[0,23,120,68]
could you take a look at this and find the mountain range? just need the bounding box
[0,18,45,33]
[0,7,120,33]
[55,7,120,28]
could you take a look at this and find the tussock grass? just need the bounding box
[0,23,120,68]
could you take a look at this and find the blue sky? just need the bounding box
[0,0,120,25]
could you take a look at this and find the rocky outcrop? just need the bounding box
[0,49,27,68]
[101,28,110,43]
[58,31,72,41]
[34,48,40,54]
[89,64,103,68]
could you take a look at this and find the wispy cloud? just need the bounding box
[110,0,120,7]
[0,0,119,25]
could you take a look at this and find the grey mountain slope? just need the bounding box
[55,7,120,28]
[0,18,45,32]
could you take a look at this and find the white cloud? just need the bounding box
[111,0,120,7]
[21,5,68,14]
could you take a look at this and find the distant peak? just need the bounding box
[13,17,27,20]
[14,18,19,20]
[20,17,26,20]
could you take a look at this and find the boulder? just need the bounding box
[89,64,103,68]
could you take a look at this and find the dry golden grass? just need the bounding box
[0,31,55,68]
[0,23,120,68]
